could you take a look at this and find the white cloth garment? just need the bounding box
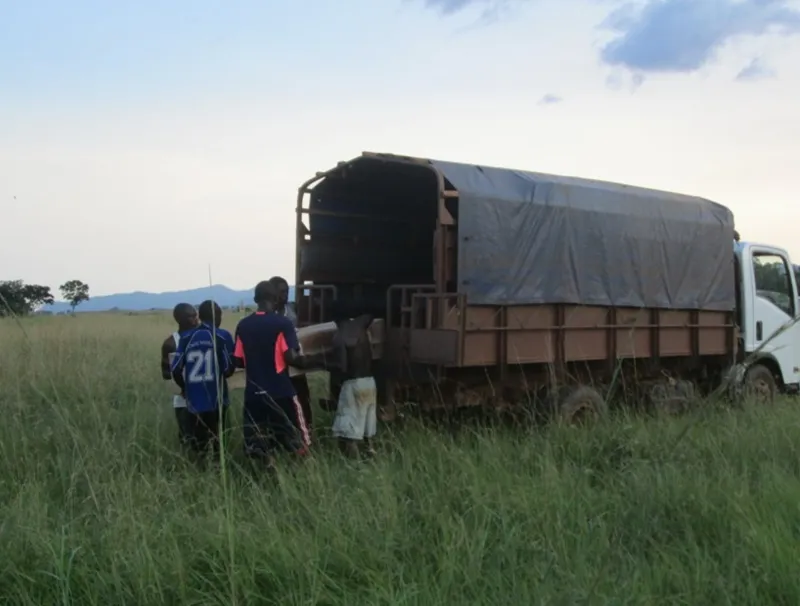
[332,377,377,440]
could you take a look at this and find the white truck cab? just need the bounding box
[735,241,800,393]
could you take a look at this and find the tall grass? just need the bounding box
[1,314,800,604]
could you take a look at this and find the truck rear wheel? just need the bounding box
[743,364,777,404]
[558,386,608,424]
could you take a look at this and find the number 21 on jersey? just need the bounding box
[185,349,216,383]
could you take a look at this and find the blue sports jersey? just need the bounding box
[171,323,233,414]
[234,311,299,400]
[216,327,235,356]
[215,326,235,403]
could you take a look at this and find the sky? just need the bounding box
[1,0,799,297]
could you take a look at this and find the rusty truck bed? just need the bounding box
[293,152,738,414]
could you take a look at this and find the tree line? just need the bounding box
[1,264,799,319]
[755,262,800,297]
[0,280,90,317]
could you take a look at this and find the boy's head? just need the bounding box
[198,299,223,328]
[268,276,290,308]
[253,280,278,311]
[172,303,198,331]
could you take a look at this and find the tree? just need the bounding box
[753,258,795,313]
[753,260,786,294]
[60,280,90,313]
[0,280,54,316]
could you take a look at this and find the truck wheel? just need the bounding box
[558,386,608,424]
[743,364,777,404]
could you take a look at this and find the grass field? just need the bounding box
[2,313,800,604]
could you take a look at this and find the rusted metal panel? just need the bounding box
[659,310,692,357]
[616,308,652,359]
[409,329,459,365]
[507,305,556,364]
[402,295,735,370]
[462,332,497,366]
[697,311,731,355]
[564,306,609,362]
[461,307,498,366]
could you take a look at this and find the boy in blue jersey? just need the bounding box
[171,316,235,460]
[198,299,235,438]
[233,280,323,467]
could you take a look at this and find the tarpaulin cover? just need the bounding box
[428,159,735,310]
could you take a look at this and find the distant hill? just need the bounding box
[39,264,800,313]
[47,284,295,314]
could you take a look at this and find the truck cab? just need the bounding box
[736,241,800,392]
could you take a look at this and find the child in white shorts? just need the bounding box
[330,314,377,458]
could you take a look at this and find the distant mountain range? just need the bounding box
[46,284,295,314]
[40,263,800,314]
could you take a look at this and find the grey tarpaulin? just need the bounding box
[429,159,735,310]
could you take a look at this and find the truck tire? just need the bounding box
[743,364,777,404]
[558,386,608,423]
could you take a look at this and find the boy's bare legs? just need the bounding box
[362,437,376,459]
[338,437,360,458]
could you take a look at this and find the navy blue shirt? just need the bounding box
[234,311,299,400]
[170,323,233,414]
[216,327,235,357]
[211,326,235,403]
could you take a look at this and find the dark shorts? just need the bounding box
[182,408,229,455]
[174,407,191,445]
[243,393,311,458]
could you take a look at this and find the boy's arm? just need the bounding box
[279,317,329,369]
[160,337,175,380]
[280,319,320,369]
[293,351,329,370]
[217,334,235,378]
[225,332,237,375]
[170,338,187,391]
[233,325,246,369]
[233,335,245,369]
[224,332,236,356]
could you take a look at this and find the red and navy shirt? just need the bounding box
[233,311,299,400]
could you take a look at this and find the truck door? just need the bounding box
[747,248,800,386]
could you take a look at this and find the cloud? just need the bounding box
[600,0,800,74]
[605,71,645,91]
[538,93,563,104]
[735,56,777,80]
[422,0,509,15]
[421,0,522,25]
[421,0,800,81]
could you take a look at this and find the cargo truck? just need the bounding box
[293,152,800,421]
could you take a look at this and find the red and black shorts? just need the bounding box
[243,392,311,458]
